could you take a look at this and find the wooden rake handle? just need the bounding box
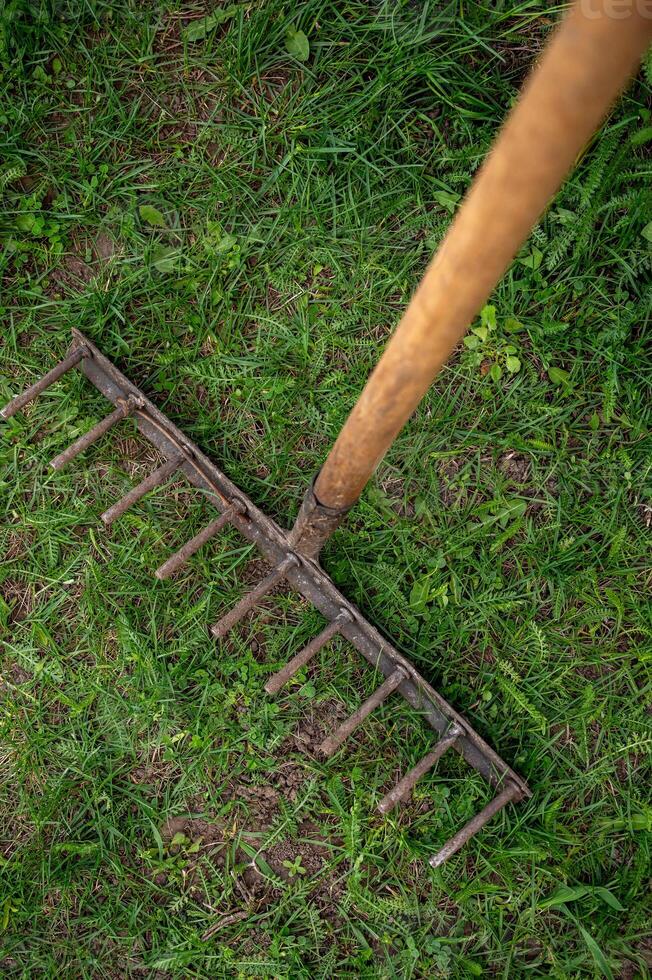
[313,0,652,512]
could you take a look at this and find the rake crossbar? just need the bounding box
[1,330,530,868]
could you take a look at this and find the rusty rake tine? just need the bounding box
[155,499,246,580]
[100,452,185,526]
[49,397,137,471]
[210,554,298,640]
[378,724,463,815]
[319,666,406,758]
[265,609,353,695]
[429,782,522,869]
[1,346,88,420]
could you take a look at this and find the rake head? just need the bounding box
[1,331,530,868]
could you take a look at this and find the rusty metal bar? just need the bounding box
[49,396,137,471]
[429,782,522,869]
[378,725,463,814]
[1,346,87,420]
[311,3,652,516]
[155,499,246,580]
[264,609,352,695]
[210,555,298,640]
[319,666,406,758]
[100,452,184,526]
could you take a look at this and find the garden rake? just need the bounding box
[3,2,649,868]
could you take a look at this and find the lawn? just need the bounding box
[1,1,651,976]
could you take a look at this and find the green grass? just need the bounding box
[1,1,651,976]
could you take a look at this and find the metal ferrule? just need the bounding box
[288,474,353,561]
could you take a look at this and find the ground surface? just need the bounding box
[1,1,651,977]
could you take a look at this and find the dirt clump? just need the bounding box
[500,450,531,484]
[0,578,34,623]
[283,699,348,756]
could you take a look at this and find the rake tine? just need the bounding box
[319,666,407,758]
[1,346,88,420]
[100,452,185,526]
[428,782,522,869]
[210,554,299,640]
[265,608,353,695]
[49,396,137,471]
[155,499,246,580]
[378,724,463,815]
